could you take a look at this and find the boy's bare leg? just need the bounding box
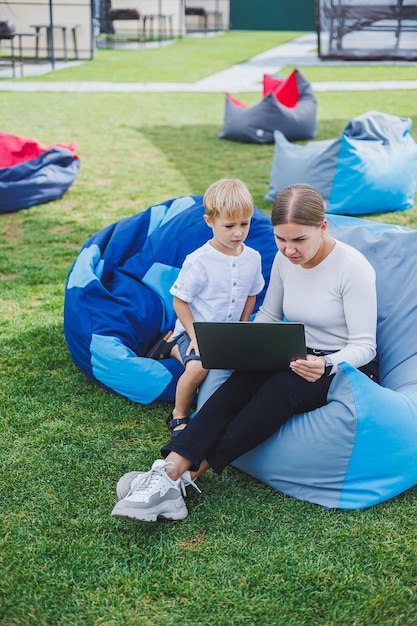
[170,344,181,362]
[171,360,208,429]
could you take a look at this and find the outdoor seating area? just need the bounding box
[2,26,417,626]
[0,0,93,63]
[0,0,228,79]
[104,6,174,44]
[102,9,174,47]
[100,0,226,43]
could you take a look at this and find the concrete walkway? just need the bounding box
[1,34,416,92]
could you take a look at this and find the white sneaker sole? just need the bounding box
[111,498,188,522]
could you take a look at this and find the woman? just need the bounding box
[112,183,378,522]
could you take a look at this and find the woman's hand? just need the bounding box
[289,355,326,382]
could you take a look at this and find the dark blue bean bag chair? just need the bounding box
[63,195,276,404]
[64,196,417,509]
[0,132,80,213]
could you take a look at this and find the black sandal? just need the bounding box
[146,331,177,360]
[166,413,190,440]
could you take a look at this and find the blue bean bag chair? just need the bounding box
[64,196,417,509]
[63,195,276,404]
[265,111,417,215]
[197,214,417,509]
[0,132,80,213]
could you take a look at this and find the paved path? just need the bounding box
[1,34,416,92]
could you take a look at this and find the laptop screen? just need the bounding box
[194,321,306,371]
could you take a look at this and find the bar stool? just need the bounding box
[32,24,80,61]
[0,21,36,77]
[185,4,223,33]
[142,13,173,41]
[206,8,223,31]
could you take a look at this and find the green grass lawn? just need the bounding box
[5,30,416,84]
[19,31,305,83]
[1,32,417,626]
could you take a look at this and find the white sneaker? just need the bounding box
[116,467,201,500]
[116,471,146,501]
[111,460,191,522]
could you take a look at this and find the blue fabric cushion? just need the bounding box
[0,147,80,213]
[265,111,417,216]
[64,195,276,404]
[264,131,340,202]
[231,364,417,509]
[327,112,417,214]
[197,214,417,509]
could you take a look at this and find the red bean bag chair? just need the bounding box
[218,69,317,143]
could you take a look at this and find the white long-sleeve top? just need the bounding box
[255,240,377,373]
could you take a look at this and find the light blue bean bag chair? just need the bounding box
[64,197,417,509]
[265,111,417,215]
[198,214,417,509]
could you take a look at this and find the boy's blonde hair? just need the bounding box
[203,178,254,220]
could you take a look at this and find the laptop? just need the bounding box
[193,321,306,371]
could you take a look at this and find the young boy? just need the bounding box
[151,178,264,439]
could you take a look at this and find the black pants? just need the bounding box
[161,360,379,474]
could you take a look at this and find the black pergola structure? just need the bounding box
[316,0,417,60]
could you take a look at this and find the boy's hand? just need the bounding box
[186,337,200,357]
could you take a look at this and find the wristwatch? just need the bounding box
[323,355,333,377]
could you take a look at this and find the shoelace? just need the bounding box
[181,470,202,494]
[129,465,169,495]
[128,462,201,497]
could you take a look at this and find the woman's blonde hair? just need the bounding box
[203,178,254,220]
[272,184,325,228]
